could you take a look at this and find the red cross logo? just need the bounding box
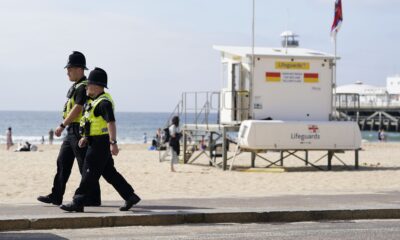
[308,125,319,133]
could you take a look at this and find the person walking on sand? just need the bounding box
[37,51,101,206]
[60,67,140,212]
[48,129,54,145]
[6,127,13,150]
[169,116,181,172]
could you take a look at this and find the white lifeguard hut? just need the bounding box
[215,34,335,123]
[162,32,362,171]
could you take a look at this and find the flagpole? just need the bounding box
[250,0,255,120]
[333,32,337,120]
[331,0,342,121]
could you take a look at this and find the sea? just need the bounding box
[1,111,399,144]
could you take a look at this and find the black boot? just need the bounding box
[119,193,141,211]
[60,202,84,212]
[37,194,62,205]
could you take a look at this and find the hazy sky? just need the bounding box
[0,0,399,112]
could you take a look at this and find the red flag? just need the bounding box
[331,0,343,38]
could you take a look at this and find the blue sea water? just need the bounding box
[0,111,399,144]
[0,111,173,144]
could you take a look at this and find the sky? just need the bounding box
[0,0,399,112]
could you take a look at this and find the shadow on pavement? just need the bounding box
[99,205,212,211]
[0,233,67,240]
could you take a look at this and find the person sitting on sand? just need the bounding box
[15,141,31,152]
[6,127,13,150]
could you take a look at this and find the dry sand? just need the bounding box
[0,142,399,204]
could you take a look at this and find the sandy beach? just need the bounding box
[1,142,399,204]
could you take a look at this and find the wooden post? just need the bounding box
[280,151,283,166]
[251,152,256,168]
[305,150,309,166]
[328,150,333,170]
[355,149,359,169]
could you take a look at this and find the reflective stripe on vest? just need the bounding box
[62,80,88,123]
[80,92,114,136]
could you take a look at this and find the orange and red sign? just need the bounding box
[304,73,319,83]
[265,72,281,82]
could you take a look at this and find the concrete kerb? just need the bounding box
[2,209,400,232]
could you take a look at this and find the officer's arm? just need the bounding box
[108,121,117,142]
[62,104,84,126]
[108,121,119,156]
[55,104,84,137]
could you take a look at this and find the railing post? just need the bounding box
[195,92,198,128]
[184,92,187,126]
[222,126,227,171]
[183,131,188,164]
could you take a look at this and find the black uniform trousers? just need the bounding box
[50,124,101,204]
[73,135,134,206]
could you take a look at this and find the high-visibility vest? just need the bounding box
[62,80,88,123]
[80,92,114,136]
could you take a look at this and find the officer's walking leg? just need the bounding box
[50,137,75,204]
[102,155,135,200]
[72,145,105,207]
[102,154,140,211]
[71,130,101,205]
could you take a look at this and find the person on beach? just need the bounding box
[60,67,140,212]
[156,128,161,145]
[378,129,386,142]
[6,127,13,150]
[48,129,54,145]
[143,132,147,144]
[37,51,101,206]
[169,116,181,172]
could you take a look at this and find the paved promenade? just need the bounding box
[1,191,400,231]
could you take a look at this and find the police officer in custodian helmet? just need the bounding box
[60,67,140,212]
[37,51,101,206]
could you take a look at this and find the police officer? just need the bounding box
[60,67,140,212]
[37,51,101,206]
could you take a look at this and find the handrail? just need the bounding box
[163,91,220,130]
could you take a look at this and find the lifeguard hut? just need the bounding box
[216,31,334,123]
[162,32,362,171]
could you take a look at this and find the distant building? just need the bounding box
[336,76,400,107]
[387,75,400,103]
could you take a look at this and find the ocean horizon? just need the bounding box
[0,111,174,144]
[1,111,399,144]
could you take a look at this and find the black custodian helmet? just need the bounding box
[64,51,88,70]
[88,67,108,88]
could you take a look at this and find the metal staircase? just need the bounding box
[159,91,221,162]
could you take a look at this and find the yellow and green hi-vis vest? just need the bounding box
[62,80,88,123]
[80,92,114,137]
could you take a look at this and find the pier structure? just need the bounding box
[336,78,400,132]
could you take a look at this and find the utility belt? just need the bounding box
[67,123,81,135]
[85,135,109,146]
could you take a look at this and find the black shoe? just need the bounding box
[119,193,141,211]
[60,202,84,212]
[37,194,62,205]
